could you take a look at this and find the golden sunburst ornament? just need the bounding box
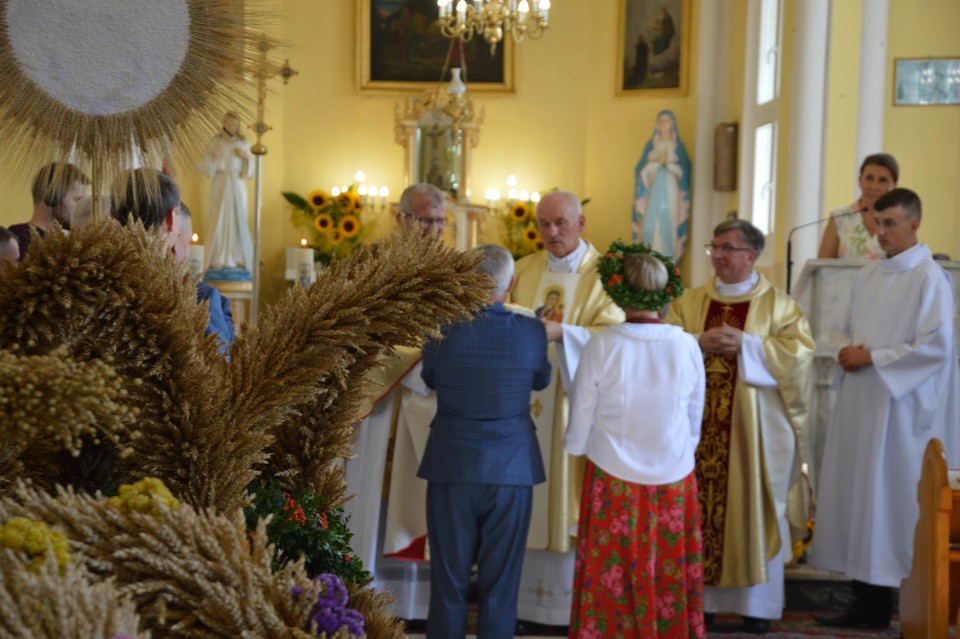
[0,0,274,199]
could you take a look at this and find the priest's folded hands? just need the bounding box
[837,344,872,372]
[698,324,744,355]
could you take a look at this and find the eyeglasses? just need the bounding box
[402,211,446,228]
[704,243,755,257]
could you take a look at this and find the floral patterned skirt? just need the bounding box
[569,461,705,639]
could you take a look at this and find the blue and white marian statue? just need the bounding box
[632,109,692,261]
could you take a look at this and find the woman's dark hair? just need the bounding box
[859,153,899,184]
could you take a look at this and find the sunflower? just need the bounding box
[337,190,361,213]
[308,189,331,211]
[523,226,540,243]
[510,202,530,223]
[313,213,334,233]
[535,240,545,251]
[338,214,361,238]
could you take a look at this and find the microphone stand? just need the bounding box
[786,208,864,295]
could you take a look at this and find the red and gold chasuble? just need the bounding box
[697,299,751,586]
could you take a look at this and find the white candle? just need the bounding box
[539,0,550,21]
[380,186,390,207]
[456,0,467,23]
[295,246,315,287]
[188,244,204,280]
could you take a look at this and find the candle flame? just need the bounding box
[300,238,308,247]
[191,233,199,243]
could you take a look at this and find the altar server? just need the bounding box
[812,188,960,629]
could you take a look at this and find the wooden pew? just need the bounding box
[901,438,960,639]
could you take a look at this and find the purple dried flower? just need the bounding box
[293,573,365,638]
[314,572,348,607]
[343,608,365,636]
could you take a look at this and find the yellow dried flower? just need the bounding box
[107,478,179,518]
[0,517,69,570]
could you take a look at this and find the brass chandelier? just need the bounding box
[436,0,551,52]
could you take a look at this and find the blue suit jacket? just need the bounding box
[197,282,235,356]
[418,302,550,486]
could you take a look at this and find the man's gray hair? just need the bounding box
[399,183,444,213]
[713,218,764,255]
[474,244,515,297]
[538,190,582,218]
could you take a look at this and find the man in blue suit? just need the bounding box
[419,244,551,639]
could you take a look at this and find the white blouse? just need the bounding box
[565,322,705,485]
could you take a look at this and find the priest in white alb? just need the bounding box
[508,190,624,628]
[812,188,960,630]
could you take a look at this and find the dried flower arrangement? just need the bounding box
[0,218,490,637]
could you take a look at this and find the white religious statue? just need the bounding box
[197,111,254,277]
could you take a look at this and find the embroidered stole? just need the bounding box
[697,298,751,585]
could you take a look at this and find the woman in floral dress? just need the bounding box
[817,153,899,259]
[565,243,706,638]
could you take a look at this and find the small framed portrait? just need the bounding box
[893,58,960,106]
[616,0,691,96]
[356,0,514,93]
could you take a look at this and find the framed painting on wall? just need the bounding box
[894,58,960,106]
[616,0,690,96]
[357,0,514,93]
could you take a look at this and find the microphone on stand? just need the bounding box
[786,207,866,295]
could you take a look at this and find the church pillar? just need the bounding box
[689,0,728,286]
[854,0,889,181]
[784,0,830,292]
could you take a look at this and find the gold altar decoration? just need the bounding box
[395,67,490,250]
[0,0,273,200]
[394,68,483,202]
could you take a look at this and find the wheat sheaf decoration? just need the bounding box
[0,221,489,637]
[0,0,270,196]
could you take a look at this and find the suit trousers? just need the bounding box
[426,482,533,639]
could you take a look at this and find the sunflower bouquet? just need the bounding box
[499,198,544,261]
[283,185,376,266]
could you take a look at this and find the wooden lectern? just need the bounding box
[901,438,960,639]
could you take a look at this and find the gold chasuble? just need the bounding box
[509,242,625,553]
[666,274,814,588]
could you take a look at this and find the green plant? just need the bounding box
[244,478,370,586]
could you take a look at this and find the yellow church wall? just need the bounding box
[823,0,960,259]
[20,1,960,313]
[822,0,863,220]
[269,0,704,307]
[885,0,960,256]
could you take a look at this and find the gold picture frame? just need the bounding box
[357,0,514,93]
[616,0,690,97]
